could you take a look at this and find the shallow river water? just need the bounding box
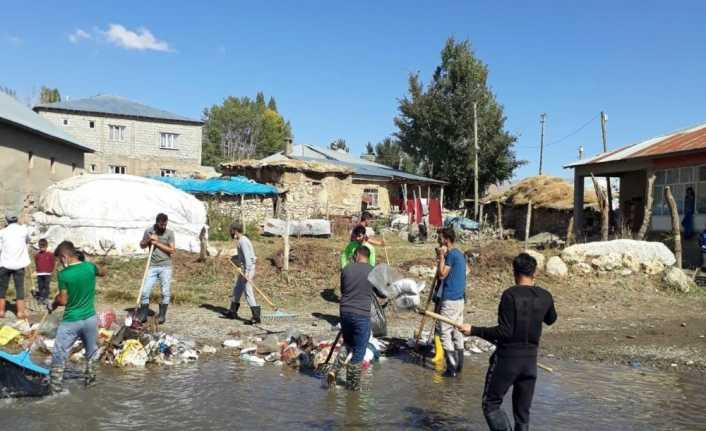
[2,354,705,430]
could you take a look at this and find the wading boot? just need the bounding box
[0,298,5,318]
[326,347,348,387]
[158,304,168,324]
[456,349,464,373]
[247,306,261,325]
[224,302,239,319]
[15,299,27,320]
[85,360,97,387]
[345,362,362,391]
[443,350,458,377]
[484,408,512,431]
[49,365,64,394]
[137,304,149,323]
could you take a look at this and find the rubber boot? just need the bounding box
[0,298,5,318]
[85,360,97,387]
[15,299,27,320]
[49,365,64,394]
[443,350,458,377]
[137,304,149,323]
[456,349,464,373]
[224,302,239,319]
[326,347,348,387]
[431,335,444,369]
[248,306,261,324]
[484,408,513,431]
[345,362,362,391]
[158,304,168,324]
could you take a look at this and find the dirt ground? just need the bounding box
[5,233,706,373]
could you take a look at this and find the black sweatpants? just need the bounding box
[36,275,51,300]
[0,267,25,300]
[481,352,537,431]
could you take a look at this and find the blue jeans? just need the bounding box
[52,315,98,367]
[341,312,371,364]
[141,266,172,305]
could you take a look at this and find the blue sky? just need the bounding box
[2,1,705,180]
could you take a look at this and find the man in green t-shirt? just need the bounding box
[340,225,376,269]
[48,240,106,393]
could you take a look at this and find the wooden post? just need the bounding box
[479,204,484,228]
[440,186,444,219]
[590,173,609,241]
[402,184,408,213]
[664,186,682,268]
[637,170,656,240]
[497,200,503,239]
[473,102,479,220]
[283,214,291,272]
[566,216,575,245]
[573,174,585,239]
[524,200,532,249]
[240,194,245,230]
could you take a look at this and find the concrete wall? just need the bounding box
[37,111,202,177]
[0,123,85,214]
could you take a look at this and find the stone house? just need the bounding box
[0,91,93,214]
[34,95,203,177]
[222,144,445,221]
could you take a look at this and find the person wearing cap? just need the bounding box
[0,211,31,319]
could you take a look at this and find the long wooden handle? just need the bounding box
[418,309,554,373]
[230,260,277,310]
[323,330,343,366]
[414,274,440,344]
[135,245,155,308]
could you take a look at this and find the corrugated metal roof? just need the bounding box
[565,123,706,168]
[0,91,93,152]
[262,144,445,184]
[34,95,202,125]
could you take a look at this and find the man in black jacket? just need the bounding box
[461,252,557,431]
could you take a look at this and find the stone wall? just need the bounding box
[37,111,202,177]
[203,195,277,225]
[485,202,600,239]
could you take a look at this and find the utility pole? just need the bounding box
[600,111,613,232]
[600,111,608,152]
[578,145,584,160]
[473,102,479,220]
[539,113,546,175]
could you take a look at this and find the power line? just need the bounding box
[545,114,599,147]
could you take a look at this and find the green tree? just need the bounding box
[373,137,415,172]
[267,97,278,112]
[329,139,349,152]
[39,86,61,104]
[395,37,522,206]
[202,92,293,169]
[365,142,375,155]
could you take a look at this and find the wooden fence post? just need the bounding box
[637,170,656,240]
[590,173,609,241]
[283,213,291,272]
[664,186,682,268]
[524,200,532,249]
[497,200,503,239]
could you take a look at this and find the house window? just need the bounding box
[363,188,379,208]
[90,164,96,173]
[63,119,68,125]
[89,120,95,128]
[654,167,696,215]
[108,125,126,141]
[28,152,34,169]
[160,168,176,177]
[50,157,56,174]
[109,165,126,174]
[160,133,178,149]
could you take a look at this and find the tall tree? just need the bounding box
[395,37,522,206]
[255,92,266,110]
[365,142,375,155]
[373,137,415,172]
[0,86,17,99]
[267,97,278,112]
[39,86,61,104]
[329,139,349,152]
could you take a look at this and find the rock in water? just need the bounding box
[257,334,280,355]
[524,250,545,271]
[546,256,568,278]
[662,267,694,293]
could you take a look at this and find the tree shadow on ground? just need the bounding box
[311,312,339,326]
[320,288,339,303]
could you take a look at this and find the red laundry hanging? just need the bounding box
[428,198,442,227]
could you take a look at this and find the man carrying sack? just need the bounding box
[461,252,557,431]
[137,213,175,324]
[224,223,260,324]
[435,226,467,377]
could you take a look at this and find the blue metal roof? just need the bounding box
[35,95,202,124]
[0,91,93,152]
[153,176,279,196]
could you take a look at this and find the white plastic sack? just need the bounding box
[263,218,331,237]
[32,174,207,255]
[390,279,425,296]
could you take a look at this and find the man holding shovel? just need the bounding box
[460,252,557,431]
[138,213,175,324]
[224,223,260,324]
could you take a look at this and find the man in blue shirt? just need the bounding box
[436,226,467,377]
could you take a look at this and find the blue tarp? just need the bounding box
[153,176,279,197]
[444,216,479,231]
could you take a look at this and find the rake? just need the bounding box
[228,260,297,321]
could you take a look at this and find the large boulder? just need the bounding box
[546,256,568,278]
[591,253,623,271]
[524,250,546,271]
[562,239,676,270]
[662,267,694,293]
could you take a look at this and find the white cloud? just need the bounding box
[68,28,91,43]
[103,24,172,52]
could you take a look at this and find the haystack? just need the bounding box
[221,159,352,175]
[484,175,598,210]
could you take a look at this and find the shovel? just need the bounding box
[124,245,154,327]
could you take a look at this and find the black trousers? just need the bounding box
[481,352,537,431]
[0,267,25,300]
[36,275,51,300]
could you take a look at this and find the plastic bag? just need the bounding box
[115,339,148,367]
[370,300,387,338]
[0,326,21,346]
[98,309,116,329]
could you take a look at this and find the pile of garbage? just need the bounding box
[222,329,388,370]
